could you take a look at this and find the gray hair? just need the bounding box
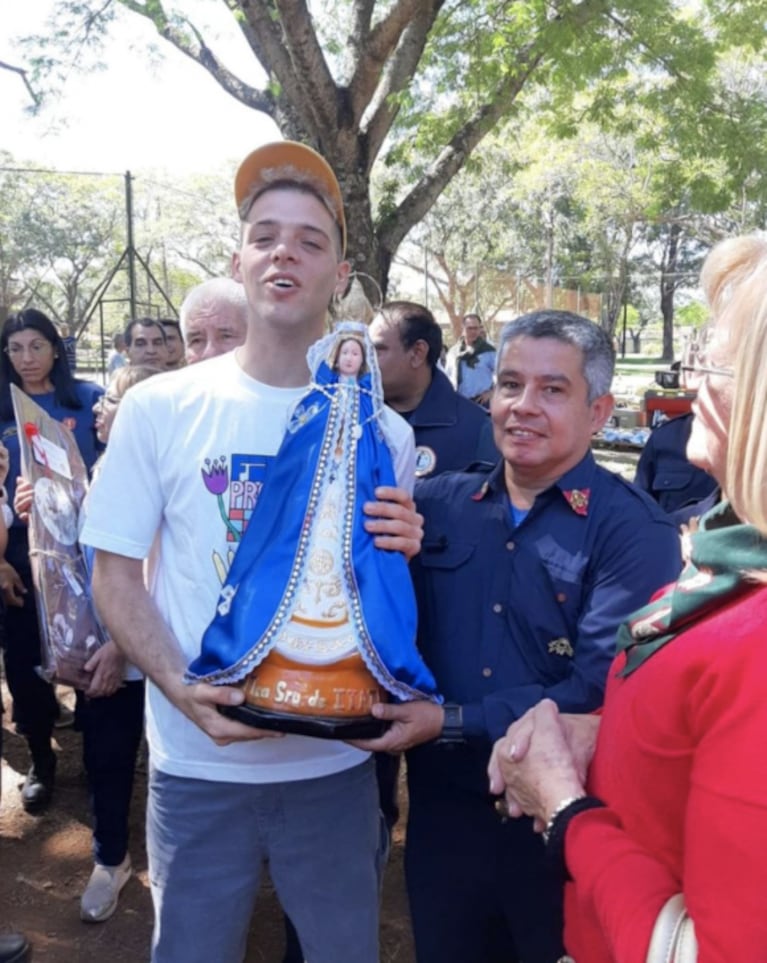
[179,279,248,336]
[496,310,615,403]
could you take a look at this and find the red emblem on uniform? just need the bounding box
[471,481,490,502]
[563,488,590,515]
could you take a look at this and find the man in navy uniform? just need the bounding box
[635,412,717,514]
[369,300,497,478]
[368,299,498,839]
[357,310,683,963]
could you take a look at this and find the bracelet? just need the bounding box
[544,795,606,881]
[542,795,586,844]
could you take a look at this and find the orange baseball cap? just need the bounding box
[234,141,347,255]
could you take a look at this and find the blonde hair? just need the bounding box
[702,234,767,532]
[110,363,163,398]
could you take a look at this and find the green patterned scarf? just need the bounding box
[617,500,767,676]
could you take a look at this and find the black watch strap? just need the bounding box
[438,703,465,743]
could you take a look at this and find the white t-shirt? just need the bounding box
[80,351,415,784]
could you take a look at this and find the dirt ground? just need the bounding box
[0,687,415,963]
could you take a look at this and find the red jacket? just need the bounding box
[564,584,767,962]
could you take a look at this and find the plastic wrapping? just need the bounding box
[11,385,107,687]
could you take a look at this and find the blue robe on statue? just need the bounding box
[187,357,440,704]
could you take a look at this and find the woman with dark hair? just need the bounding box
[0,308,103,813]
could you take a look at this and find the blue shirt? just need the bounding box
[447,342,496,399]
[0,380,104,529]
[409,452,682,792]
[402,369,497,478]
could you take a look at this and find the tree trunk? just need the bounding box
[659,222,681,362]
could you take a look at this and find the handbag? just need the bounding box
[646,894,698,963]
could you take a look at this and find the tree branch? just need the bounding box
[225,0,337,143]
[0,60,40,107]
[120,0,275,115]
[273,0,341,138]
[348,0,376,53]
[379,47,545,253]
[358,1,444,163]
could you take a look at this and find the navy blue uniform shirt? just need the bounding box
[411,451,682,788]
[635,413,717,513]
[402,368,497,478]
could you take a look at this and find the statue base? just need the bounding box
[219,702,389,740]
[222,649,390,740]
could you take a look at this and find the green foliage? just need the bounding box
[0,155,236,329]
[675,301,709,329]
[11,0,767,301]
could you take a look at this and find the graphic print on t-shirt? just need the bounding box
[201,452,273,583]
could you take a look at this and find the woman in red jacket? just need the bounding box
[489,233,767,962]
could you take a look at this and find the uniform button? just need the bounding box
[557,592,566,603]
[482,667,492,678]
[492,603,503,614]
[506,540,515,551]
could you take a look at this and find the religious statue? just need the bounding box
[186,322,440,738]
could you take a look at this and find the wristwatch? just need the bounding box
[437,703,465,744]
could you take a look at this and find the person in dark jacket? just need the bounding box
[635,412,717,513]
[369,301,497,477]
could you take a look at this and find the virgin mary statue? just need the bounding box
[186,322,440,737]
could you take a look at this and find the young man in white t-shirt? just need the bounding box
[80,142,424,963]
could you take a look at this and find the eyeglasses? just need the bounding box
[95,394,121,410]
[679,362,734,384]
[5,341,53,357]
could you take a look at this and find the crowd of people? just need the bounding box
[1,138,765,963]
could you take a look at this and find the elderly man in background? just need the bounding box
[179,278,248,364]
[445,313,497,407]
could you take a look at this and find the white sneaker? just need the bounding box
[80,856,132,923]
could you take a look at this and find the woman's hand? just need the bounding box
[13,477,34,524]
[496,709,601,795]
[0,443,9,488]
[83,641,127,699]
[0,559,26,607]
[559,713,601,785]
[488,699,587,829]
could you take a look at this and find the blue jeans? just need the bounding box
[147,758,383,963]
